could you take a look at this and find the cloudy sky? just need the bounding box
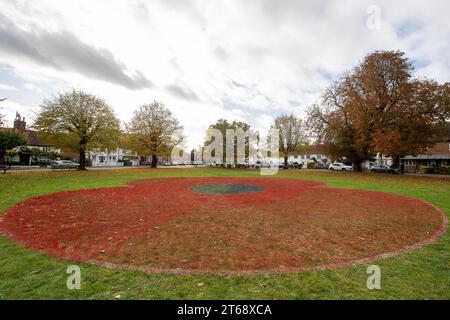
[0,0,449,148]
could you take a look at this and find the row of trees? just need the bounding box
[203,51,449,170]
[1,51,448,170]
[33,91,183,169]
[14,90,306,170]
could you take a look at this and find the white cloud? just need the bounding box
[0,83,18,91]
[24,83,43,93]
[0,0,448,148]
[0,99,36,128]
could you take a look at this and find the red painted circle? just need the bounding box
[0,177,446,274]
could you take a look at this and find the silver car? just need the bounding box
[50,160,79,169]
[328,162,353,171]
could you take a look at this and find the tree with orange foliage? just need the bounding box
[307,50,449,171]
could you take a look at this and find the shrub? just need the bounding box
[419,166,437,174]
[436,167,448,174]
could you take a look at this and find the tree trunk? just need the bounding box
[78,149,87,170]
[151,154,158,168]
[353,160,363,172]
[392,155,401,168]
[284,155,288,166]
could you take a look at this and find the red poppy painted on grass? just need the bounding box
[0,177,446,274]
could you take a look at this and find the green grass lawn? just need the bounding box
[0,168,449,299]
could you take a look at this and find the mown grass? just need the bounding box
[0,168,449,299]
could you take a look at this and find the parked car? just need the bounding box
[370,165,400,174]
[255,161,271,168]
[50,160,79,169]
[291,162,303,169]
[328,162,353,171]
[277,163,287,169]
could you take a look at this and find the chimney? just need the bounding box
[13,112,26,132]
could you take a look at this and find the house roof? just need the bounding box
[23,130,49,147]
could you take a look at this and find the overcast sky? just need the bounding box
[0,0,449,148]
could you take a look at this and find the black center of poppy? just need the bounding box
[191,183,264,194]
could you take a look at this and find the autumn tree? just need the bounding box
[34,89,121,170]
[127,101,183,167]
[270,114,307,166]
[204,119,253,165]
[372,79,449,163]
[307,50,449,170]
[307,82,371,170]
[0,130,27,165]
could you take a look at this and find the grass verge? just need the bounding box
[0,168,449,299]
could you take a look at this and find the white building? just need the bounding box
[279,145,330,167]
[89,148,140,167]
[3,112,61,165]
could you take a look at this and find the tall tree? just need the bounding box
[127,101,183,167]
[34,89,121,170]
[307,81,370,170]
[0,130,27,165]
[271,114,307,166]
[204,119,252,164]
[307,50,449,170]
